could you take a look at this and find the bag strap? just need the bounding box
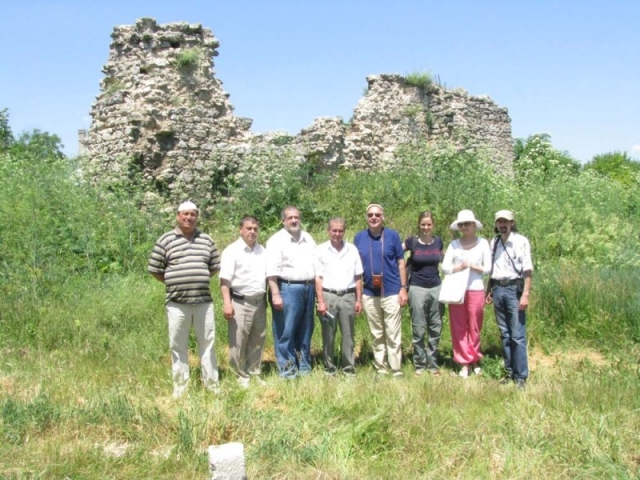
[499,235,523,277]
[486,235,501,296]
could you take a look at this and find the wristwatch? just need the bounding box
[401,285,409,290]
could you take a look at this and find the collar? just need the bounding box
[174,227,200,238]
[367,227,384,239]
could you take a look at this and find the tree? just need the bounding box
[10,129,65,160]
[0,108,14,151]
[583,151,640,187]
[513,133,580,185]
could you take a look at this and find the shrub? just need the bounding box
[174,47,203,73]
[583,150,640,187]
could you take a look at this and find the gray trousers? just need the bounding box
[408,285,444,371]
[319,291,356,373]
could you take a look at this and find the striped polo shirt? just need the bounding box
[148,228,220,304]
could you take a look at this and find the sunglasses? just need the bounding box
[457,222,474,228]
[367,212,382,218]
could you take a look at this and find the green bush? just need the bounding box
[174,47,203,73]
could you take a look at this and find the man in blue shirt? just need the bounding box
[354,203,408,377]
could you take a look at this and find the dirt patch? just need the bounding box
[529,347,608,370]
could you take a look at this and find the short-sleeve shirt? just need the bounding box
[266,228,316,281]
[314,241,364,291]
[148,228,220,304]
[490,232,533,280]
[354,227,404,297]
[219,237,267,296]
[405,236,443,288]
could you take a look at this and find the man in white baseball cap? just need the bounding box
[486,209,533,390]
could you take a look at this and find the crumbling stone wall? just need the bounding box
[82,18,513,206]
[342,74,513,171]
[82,18,253,204]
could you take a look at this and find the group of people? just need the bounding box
[148,201,532,398]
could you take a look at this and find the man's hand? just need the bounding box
[223,303,234,320]
[485,293,493,305]
[271,293,284,311]
[355,300,363,315]
[398,289,408,307]
[316,300,327,316]
[519,294,529,311]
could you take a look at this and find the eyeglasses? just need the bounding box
[457,222,473,228]
[367,213,382,218]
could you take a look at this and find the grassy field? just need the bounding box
[1,135,640,478]
[1,273,639,479]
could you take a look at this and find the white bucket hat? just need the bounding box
[450,209,483,231]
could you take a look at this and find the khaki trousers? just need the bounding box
[362,294,402,372]
[228,294,267,381]
[166,301,218,397]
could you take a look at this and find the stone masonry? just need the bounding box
[82,18,514,206]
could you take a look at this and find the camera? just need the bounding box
[372,274,383,289]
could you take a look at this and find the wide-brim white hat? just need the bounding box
[450,209,483,231]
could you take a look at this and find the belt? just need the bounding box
[231,290,265,301]
[493,278,520,287]
[278,278,314,286]
[322,287,356,296]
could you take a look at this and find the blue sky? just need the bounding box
[1,0,638,162]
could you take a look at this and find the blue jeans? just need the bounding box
[492,284,528,380]
[271,283,315,378]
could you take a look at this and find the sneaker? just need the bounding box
[473,367,482,376]
[392,371,404,378]
[515,379,526,390]
[499,376,512,385]
[459,366,469,378]
[324,369,337,377]
[415,369,425,377]
[431,369,441,377]
[237,378,250,389]
[206,383,221,395]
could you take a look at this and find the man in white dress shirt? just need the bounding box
[266,206,317,378]
[219,215,267,388]
[486,210,533,389]
[315,217,364,376]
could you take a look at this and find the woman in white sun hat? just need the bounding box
[442,210,492,378]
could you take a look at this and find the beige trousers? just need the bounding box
[228,295,267,381]
[362,294,402,372]
[166,301,218,397]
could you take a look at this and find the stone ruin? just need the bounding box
[81,18,513,207]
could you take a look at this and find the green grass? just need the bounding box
[2,328,638,478]
[1,132,640,477]
[1,271,639,478]
[405,70,434,90]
